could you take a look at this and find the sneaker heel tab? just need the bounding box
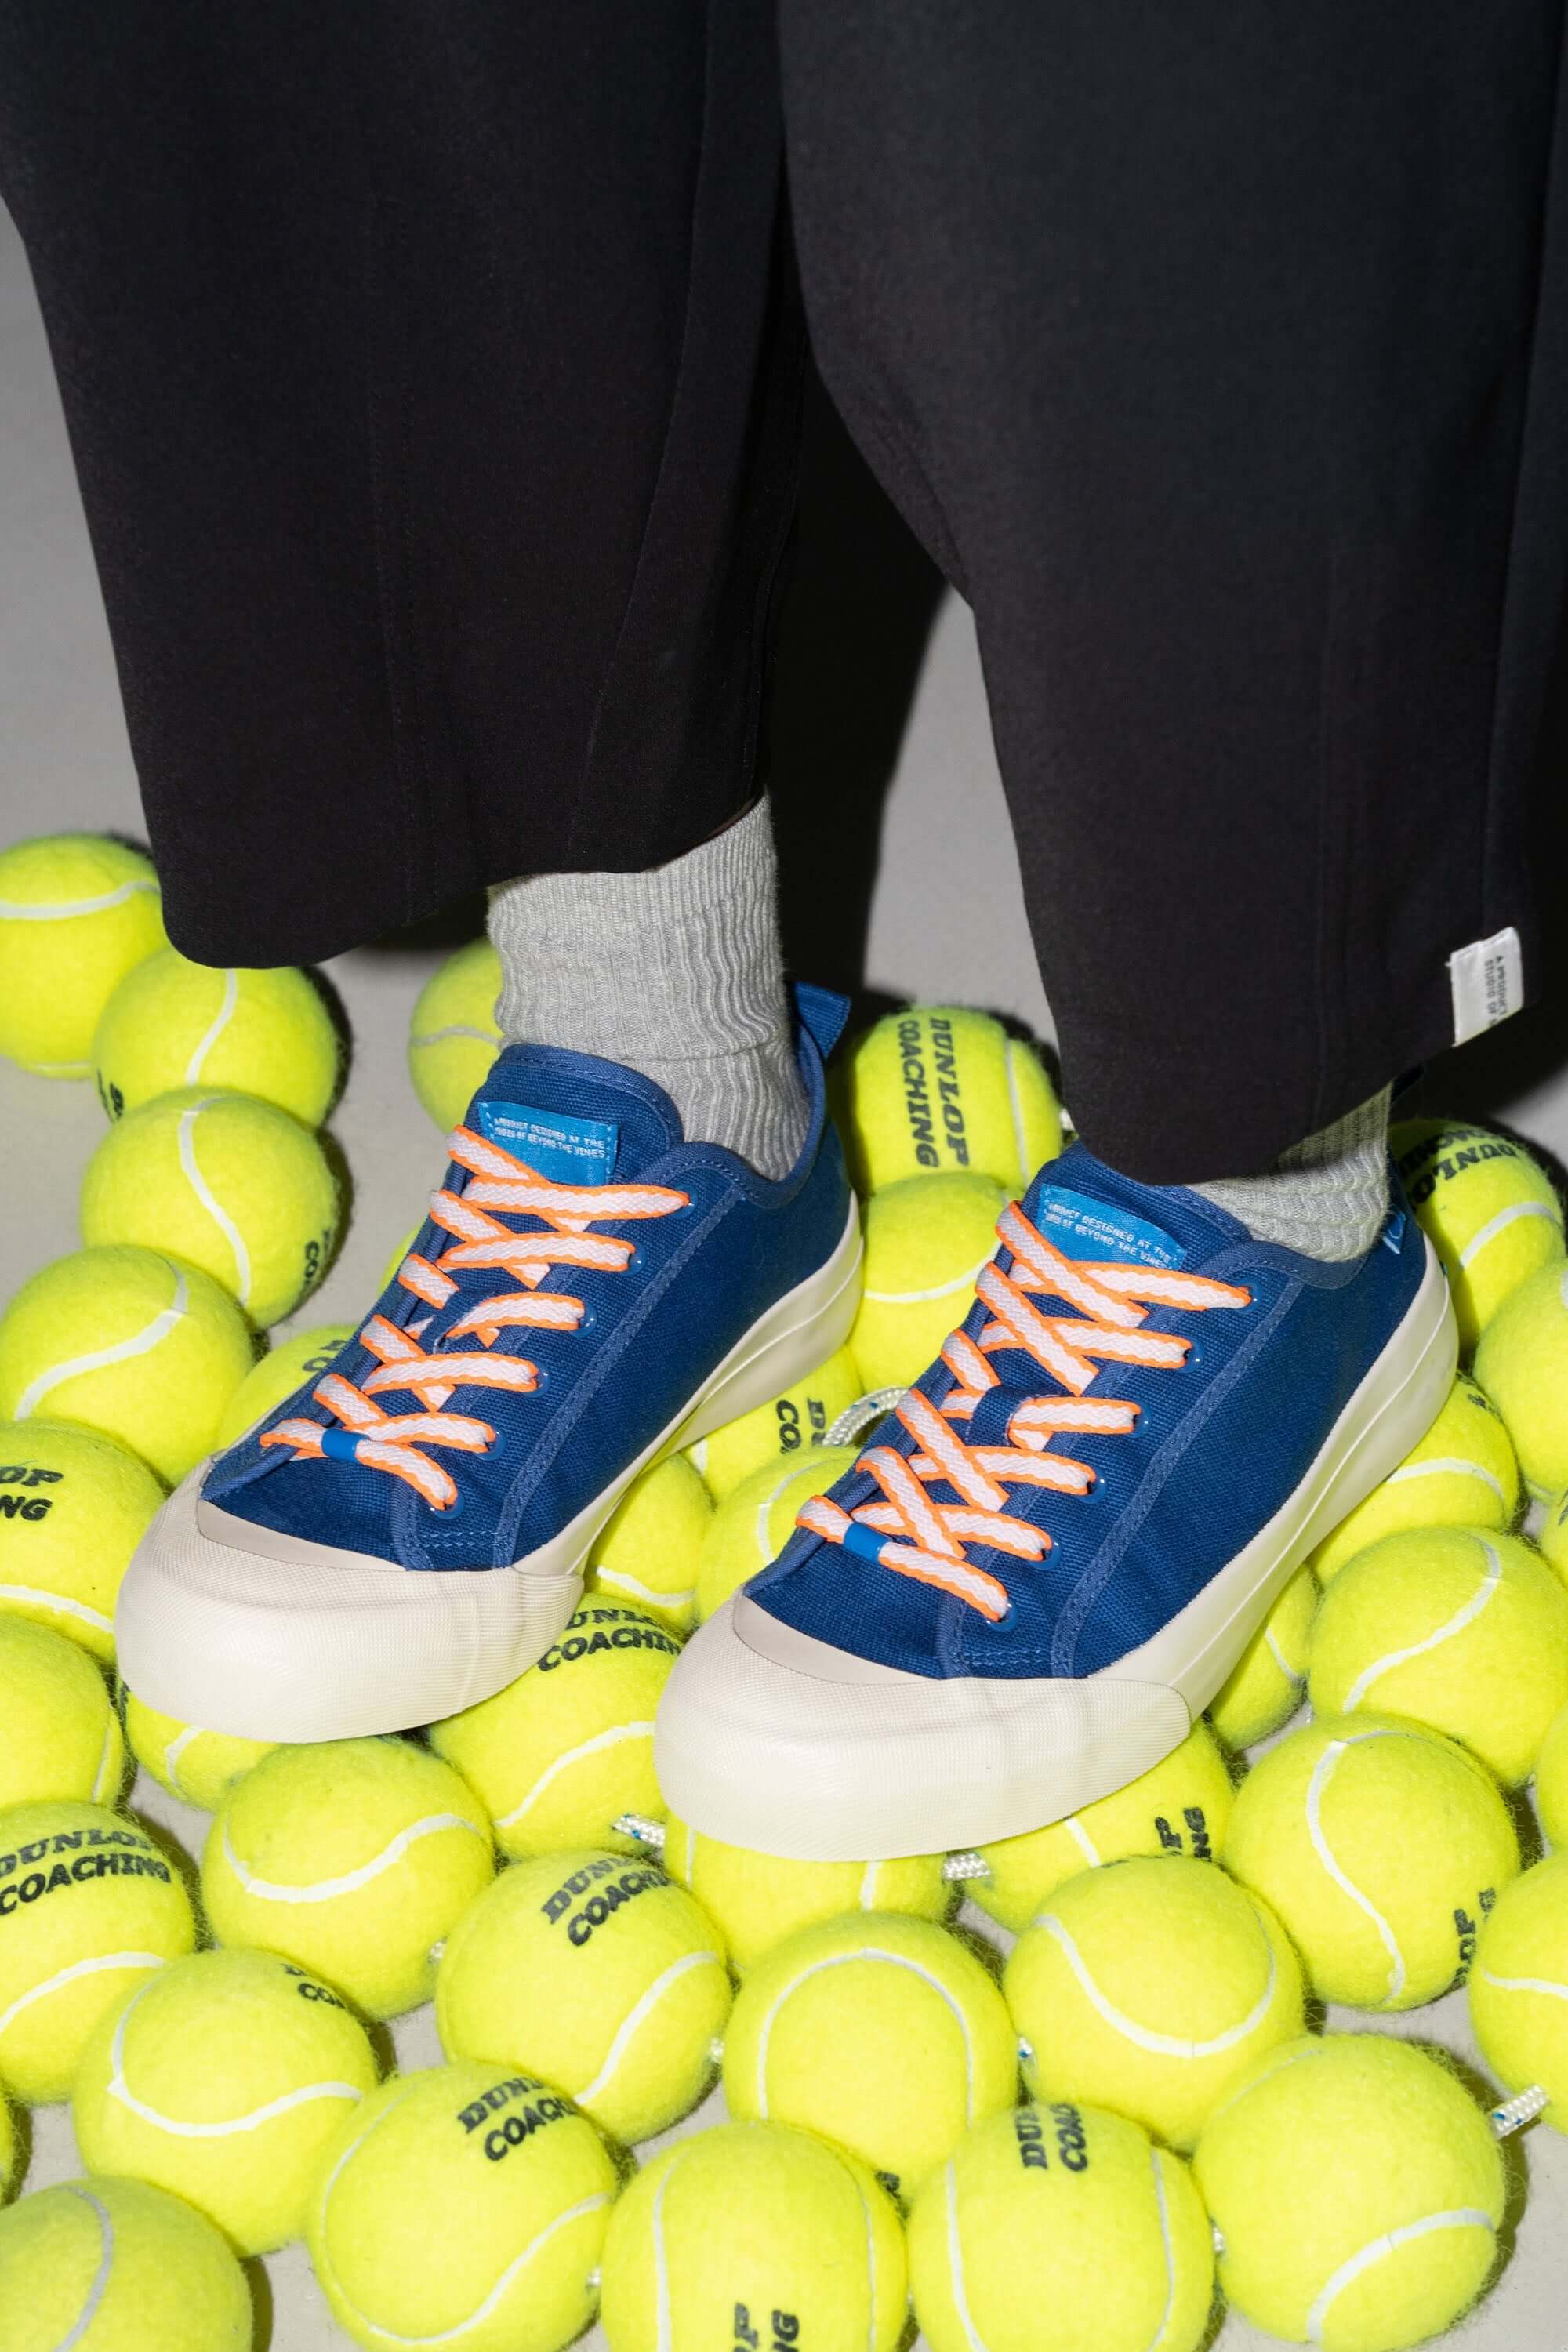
[793,982,852,1062]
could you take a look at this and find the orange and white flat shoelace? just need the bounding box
[261,1125,689,1509]
[798,1198,1251,1620]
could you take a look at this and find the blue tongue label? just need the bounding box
[474,1102,619,1187]
[1033,1186,1185,1271]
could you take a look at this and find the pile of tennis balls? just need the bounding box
[7,847,1568,2350]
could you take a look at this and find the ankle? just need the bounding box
[1191,1088,1392,1261]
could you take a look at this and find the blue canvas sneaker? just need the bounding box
[656,1141,1456,1858]
[114,985,862,1742]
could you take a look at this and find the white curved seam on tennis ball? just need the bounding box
[1306,2208,1495,2344]
[161,1725,201,1787]
[103,1985,361,2136]
[31,1058,94,1078]
[56,2183,114,2350]
[753,1945,979,2119]
[0,878,158,920]
[651,2143,691,2352]
[864,1256,992,1306]
[685,1437,709,1476]
[182,967,238,1084]
[594,1565,698,1612]
[339,2193,609,2347]
[1004,1038,1029,1192]
[1338,1535,1501,1714]
[177,1096,252,1307]
[91,1714,119,1803]
[412,1021,500,1051]
[0,1584,115,1635]
[858,1860,880,1908]
[1384,1456,1508,1504]
[1030,1911,1278,2057]
[572,1948,723,2109]
[840,2151,882,2352]
[220,1809,483,1904]
[1066,1816,1101,1869]
[11,1265,190,1421]
[494,1722,656,1829]
[1305,1734,1406,2002]
[1264,1625,1304,1682]
[942,2156,990,2352]
[754,1461,808,1559]
[1142,2149,1179,2352]
[1457,1201,1558,1269]
[1477,1966,1568,2002]
[0,1951,169,2038]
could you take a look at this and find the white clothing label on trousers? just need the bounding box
[1448,926,1523,1047]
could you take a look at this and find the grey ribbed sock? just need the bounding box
[1193,1088,1392,1261]
[488,798,809,1179]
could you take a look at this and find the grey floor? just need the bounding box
[3,198,1566,2351]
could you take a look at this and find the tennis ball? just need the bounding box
[839,1005,1062,1197]
[724,1911,1018,2198]
[1209,1566,1318,1750]
[0,2175,252,2350]
[93,947,339,1126]
[1312,1373,1520,1582]
[0,1799,195,2103]
[1469,1853,1568,2129]
[81,1087,339,1329]
[212,1320,356,1450]
[601,2119,906,2352]
[1308,1526,1568,1785]
[696,1444,859,1622]
[0,1247,253,1486]
[0,2087,14,2201]
[408,939,503,1131]
[308,2060,616,2352]
[202,1737,492,2020]
[119,1690,275,1814]
[1537,1700,1568,1846]
[0,835,165,1078]
[1475,1260,1568,1495]
[663,1816,951,1971]
[1394,1116,1564,1352]
[0,1620,123,1809]
[908,2100,1214,2352]
[431,1603,681,1859]
[850,1173,1007,1392]
[1193,2034,1505,2352]
[0,1420,163,1664]
[437,1848,730,2145]
[969,1723,1235,1935]
[74,1946,379,2253]
[684,1344,864,1499]
[1004,1856,1303,2153]
[585,1453,712,1629]
[1225,1713,1519,2010]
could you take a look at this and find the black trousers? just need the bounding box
[2,4,1566,1182]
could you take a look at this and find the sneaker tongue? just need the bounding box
[1025,1167,1189,1272]
[466,1048,683,1182]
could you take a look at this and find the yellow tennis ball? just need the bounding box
[908,2100,1214,2352]
[80,1087,339,1330]
[119,1689,275,1814]
[1308,1526,1568,1785]
[724,1911,1018,2200]
[1475,1260,1568,1496]
[663,1815,951,1972]
[93,947,340,1127]
[0,1419,163,1665]
[1004,1856,1303,2153]
[0,835,165,1078]
[212,1320,356,1450]
[0,1620,123,1810]
[0,2175,252,2350]
[430,1603,682,1859]
[0,1247,254,1487]
[1209,1566,1318,1751]
[1193,2034,1505,2352]
[1394,1116,1565,1352]
[1537,1701,1568,1847]
[585,1453,713,1629]
[1312,1372,1520,1582]
[73,1946,379,2254]
[1224,1713,1519,2011]
[850,1173,1007,1392]
[437,1849,731,2146]
[307,2060,617,2352]
[1469,1853,1568,2129]
[0,1799,195,2103]
[838,1005,1062,1197]
[695,1444,859,1622]
[969,1722,1235,1935]
[0,2085,15,2201]
[684,1345,864,1500]
[202,1737,493,2020]
[408,940,503,1131]
[601,2119,907,2352]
